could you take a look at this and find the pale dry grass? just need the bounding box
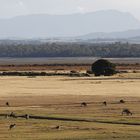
[0,73,139,97]
[0,73,139,140]
[0,95,140,140]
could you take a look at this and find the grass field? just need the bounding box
[0,73,140,140]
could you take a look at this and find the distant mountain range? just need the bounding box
[0,10,140,38]
[79,29,140,39]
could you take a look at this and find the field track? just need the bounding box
[1,113,140,126]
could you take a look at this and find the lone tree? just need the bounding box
[92,59,116,76]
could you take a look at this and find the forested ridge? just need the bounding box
[0,42,140,57]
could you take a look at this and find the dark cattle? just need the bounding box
[120,100,125,104]
[6,102,10,107]
[81,102,87,107]
[55,126,60,129]
[103,101,107,106]
[122,109,132,116]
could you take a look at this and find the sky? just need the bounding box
[0,0,140,20]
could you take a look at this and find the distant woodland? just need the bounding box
[0,42,140,57]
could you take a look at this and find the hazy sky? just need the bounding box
[0,0,140,20]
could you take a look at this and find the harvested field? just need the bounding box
[0,73,140,139]
[0,73,139,97]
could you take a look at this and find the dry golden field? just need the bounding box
[0,73,140,140]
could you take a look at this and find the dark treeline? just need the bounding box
[0,42,140,57]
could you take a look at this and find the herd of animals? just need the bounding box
[81,100,132,115]
[3,99,133,130]
[4,102,30,130]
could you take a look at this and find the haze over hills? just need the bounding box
[0,10,140,39]
[79,29,140,39]
[76,29,140,44]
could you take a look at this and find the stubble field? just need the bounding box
[0,73,140,140]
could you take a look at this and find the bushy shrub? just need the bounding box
[92,59,116,76]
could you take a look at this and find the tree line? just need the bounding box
[0,42,139,57]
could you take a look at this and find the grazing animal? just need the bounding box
[9,124,16,130]
[55,126,60,129]
[25,114,30,120]
[120,100,125,104]
[81,102,87,107]
[103,101,107,106]
[9,112,16,118]
[70,70,77,74]
[122,109,132,116]
[6,102,10,107]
